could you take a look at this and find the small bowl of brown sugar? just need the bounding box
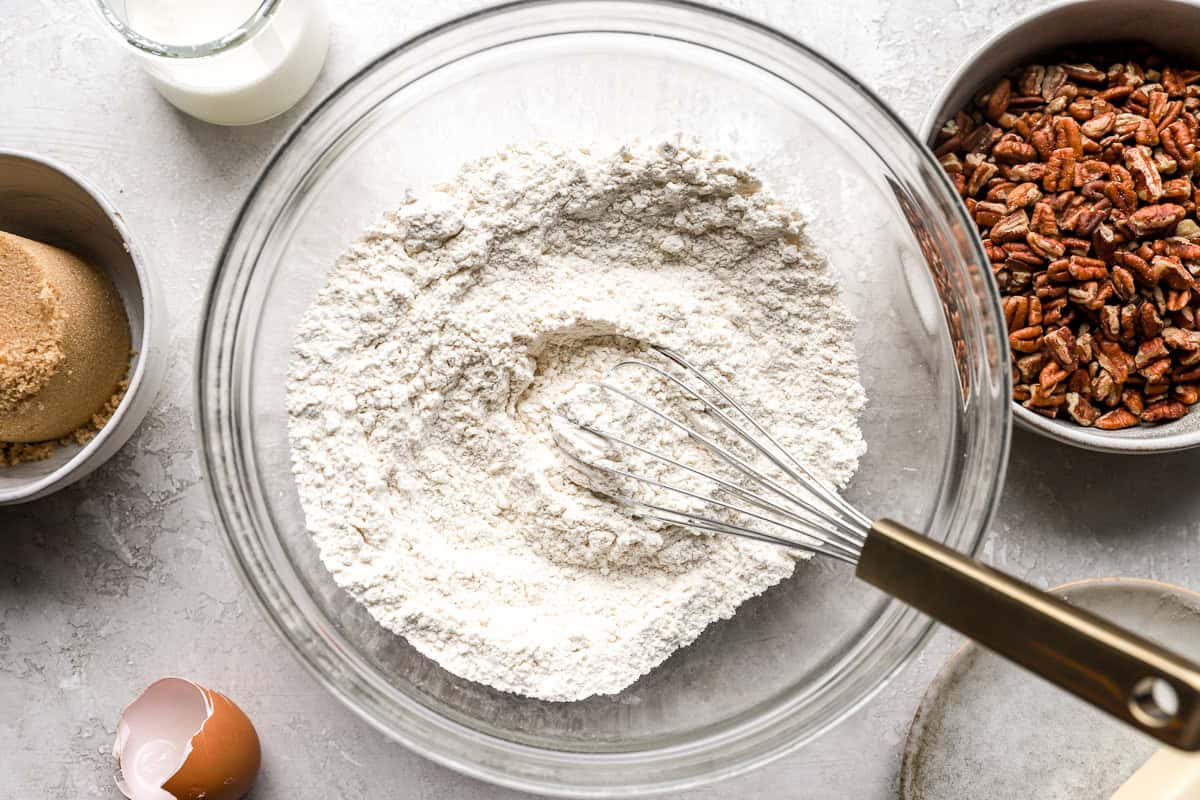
[0,151,166,503]
[923,0,1200,453]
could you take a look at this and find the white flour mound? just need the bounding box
[287,138,867,701]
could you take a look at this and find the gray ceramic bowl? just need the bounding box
[921,0,1200,454]
[0,151,167,504]
[900,578,1200,799]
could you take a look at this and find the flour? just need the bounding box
[287,138,867,701]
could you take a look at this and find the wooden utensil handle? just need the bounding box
[857,519,1200,750]
[1111,748,1200,799]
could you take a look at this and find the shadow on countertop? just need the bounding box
[996,425,1200,567]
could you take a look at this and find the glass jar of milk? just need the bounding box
[93,0,330,126]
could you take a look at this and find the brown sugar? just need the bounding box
[0,231,131,463]
[0,237,66,413]
[0,379,128,467]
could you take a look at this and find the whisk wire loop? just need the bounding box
[613,355,871,537]
[553,346,872,559]
[556,423,862,562]
[587,377,865,551]
[566,420,837,537]
[651,346,872,530]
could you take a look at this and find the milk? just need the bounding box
[119,0,330,126]
[125,0,264,45]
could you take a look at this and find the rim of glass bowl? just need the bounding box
[196,1,1012,795]
[91,0,279,59]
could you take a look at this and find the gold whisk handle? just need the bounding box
[858,519,1200,751]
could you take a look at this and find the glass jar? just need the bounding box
[92,0,330,126]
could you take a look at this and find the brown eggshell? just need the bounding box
[162,688,261,800]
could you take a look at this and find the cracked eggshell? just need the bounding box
[113,677,261,800]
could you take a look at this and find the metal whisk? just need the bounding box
[553,346,1200,751]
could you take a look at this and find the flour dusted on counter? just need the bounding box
[287,139,866,701]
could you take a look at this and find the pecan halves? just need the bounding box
[937,50,1200,428]
[1111,264,1137,300]
[995,138,1038,163]
[1042,65,1068,101]
[1139,302,1165,337]
[1031,201,1060,235]
[1043,325,1079,368]
[1095,408,1141,429]
[1066,392,1102,425]
[1161,119,1197,169]
[1105,164,1138,213]
[967,161,999,195]
[1177,384,1200,404]
[1165,326,1200,350]
[1007,181,1043,210]
[1044,147,1077,191]
[1063,63,1107,83]
[1082,112,1116,140]
[1154,256,1194,290]
[1067,255,1108,281]
[1135,336,1169,368]
[991,210,1031,241]
[1028,231,1066,258]
[1125,147,1164,201]
[1142,400,1189,422]
[1095,339,1132,383]
[1010,325,1044,353]
[1128,203,1186,236]
[986,78,1013,122]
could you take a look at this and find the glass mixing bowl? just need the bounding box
[197,2,1011,795]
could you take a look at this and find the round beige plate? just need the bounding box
[900,578,1200,799]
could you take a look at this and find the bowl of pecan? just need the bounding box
[924,0,1200,453]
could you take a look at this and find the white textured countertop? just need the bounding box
[4,0,1200,797]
